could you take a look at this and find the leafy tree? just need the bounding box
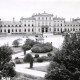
[12,40,19,47]
[45,33,80,80]
[23,54,34,68]
[0,45,16,79]
[22,44,31,55]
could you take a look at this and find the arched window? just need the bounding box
[8,25,10,27]
[15,29,17,32]
[24,29,26,32]
[19,25,21,27]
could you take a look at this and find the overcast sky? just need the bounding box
[0,0,80,21]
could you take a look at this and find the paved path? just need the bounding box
[15,62,50,77]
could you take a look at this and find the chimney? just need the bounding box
[13,17,15,22]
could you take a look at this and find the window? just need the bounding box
[57,28,59,31]
[73,28,75,31]
[12,29,14,32]
[46,17,47,20]
[8,25,10,27]
[15,25,17,27]
[28,24,30,27]
[4,25,6,27]
[32,24,34,27]
[19,29,21,32]
[0,25,2,27]
[61,24,62,26]
[49,23,51,26]
[49,17,51,20]
[32,28,34,32]
[50,28,51,31]
[12,25,14,27]
[4,29,6,32]
[15,29,17,32]
[54,28,56,31]
[38,17,40,20]
[42,17,44,20]
[38,28,40,32]
[64,28,66,31]
[28,29,30,32]
[1,29,2,32]
[24,24,26,27]
[19,25,21,27]
[24,29,26,32]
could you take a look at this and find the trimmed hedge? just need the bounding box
[23,54,33,62]
[37,57,43,62]
[35,54,39,58]
[31,43,53,53]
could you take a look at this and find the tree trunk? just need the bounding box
[24,51,26,55]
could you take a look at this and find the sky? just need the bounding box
[0,0,80,21]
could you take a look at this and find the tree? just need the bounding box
[23,54,33,68]
[12,40,19,47]
[22,44,31,55]
[45,33,80,80]
[0,45,16,79]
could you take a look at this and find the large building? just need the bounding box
[0,12,80,35]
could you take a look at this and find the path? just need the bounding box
[15,62,50,77]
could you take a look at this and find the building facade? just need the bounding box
[0,12,80,35]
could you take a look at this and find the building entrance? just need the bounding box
[42,28,48,33]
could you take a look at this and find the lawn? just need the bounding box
[11,72,45,80]
[11,46,23,54]
[31,65,49,72]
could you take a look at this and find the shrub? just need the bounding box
[23,54,33,62]
[40,56,50,61]
[15,57,19,59]
[35,54,39,58]
[31,43,53,53]
[37,57,43,62]
[47,53,52,57]
[15,59,22,64]
[12,40,19,47]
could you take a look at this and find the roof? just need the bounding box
[20,17,35,20]
[53,17,65,20]
[64,21,80,25]
[32,12,53,17]
[0,21,21,25]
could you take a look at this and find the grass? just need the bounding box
[11,72,45,80]
[31,65,49,72]
[11,46,23,54]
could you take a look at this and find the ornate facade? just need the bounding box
[0,12,80,34]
